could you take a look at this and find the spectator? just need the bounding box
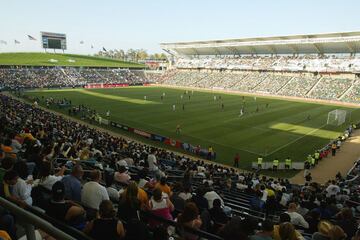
[312,221,333,240]
[45,181,85,229]
[273,213,304,240]
[118,181,142,222]
[12,161,33,205]
[37,161,65,191]
[155,177,172,197]
[84,200,125,240]
[209,199,229,225]
[114,165,131,185]
[250,220,274,240]
[286,202,309,229]
[335,208,357,239]
[148,188,174,223]
[177,202,202,240]
[178,185,193,201]
[61,164,83,202]
[81,170,109,218]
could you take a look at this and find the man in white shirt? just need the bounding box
[147,149,158,172]
[326,180,340,198]
[81,170,109,210]
[285,203,309,229]
[203,190,224,209]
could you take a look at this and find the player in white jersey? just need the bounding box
[239,108,244,117]
[172,104,176,111]
[106,110,110,117]
[144,96,147,101]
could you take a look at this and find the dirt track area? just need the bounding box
[290,130,360,184]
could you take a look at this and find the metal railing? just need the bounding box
[0,197,92,240]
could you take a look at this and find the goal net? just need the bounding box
[327,109,347,126]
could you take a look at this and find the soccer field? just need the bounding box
[23,86,360,171]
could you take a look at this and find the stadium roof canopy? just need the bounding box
[161,31,360,56]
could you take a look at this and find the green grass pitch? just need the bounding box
[23,86,360,174]
[0,52,144,68]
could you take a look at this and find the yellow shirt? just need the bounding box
[266,188,275,197]
[272,225,304,240]
[155,183,171,196]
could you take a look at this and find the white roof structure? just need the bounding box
[161,31,360,56]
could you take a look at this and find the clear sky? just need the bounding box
[0,0,359,54]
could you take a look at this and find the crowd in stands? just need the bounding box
[161,69,360,103]
[0,92,360,240]
[0,67,149,89]
[175,55,360,73]
[309,78,355,100]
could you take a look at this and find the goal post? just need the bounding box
[327,109,347,126]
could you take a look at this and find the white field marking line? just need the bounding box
[184,133,263,156]
[264,123,328,156]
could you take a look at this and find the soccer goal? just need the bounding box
[327,109,347,126]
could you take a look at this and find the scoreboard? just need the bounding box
[41,32,67,50]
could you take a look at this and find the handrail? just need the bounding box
[0,197,79,240]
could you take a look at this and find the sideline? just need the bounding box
[290,130,360,184]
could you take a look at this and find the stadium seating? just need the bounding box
[0,67,149,88]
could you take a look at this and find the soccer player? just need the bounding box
[172,104,176,111]
[221,103,224,110]
[307,115,311,120]
[163,92,166,97]
[176,124,181,134]
[188,95,191,100]
[256,106,259,113]
[266,103,269,108]
[214,96,217,101]
[254,96,257,101]
[233,153,240,168]
[160,95,163,101]
[180,94,183,100]
[182,103,185,110]
[239,108,244,117]
[106,110,110,117]
[144,96,147,101]
[191,90,194,95]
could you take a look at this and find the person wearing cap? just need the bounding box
[61,164,84,202]
[114,165,131,185]
[45,181,85,229]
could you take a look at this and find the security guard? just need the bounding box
[273,158,279,171]
[285,157,292,169]
[257,157,263,169]
[314,151,320,164]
